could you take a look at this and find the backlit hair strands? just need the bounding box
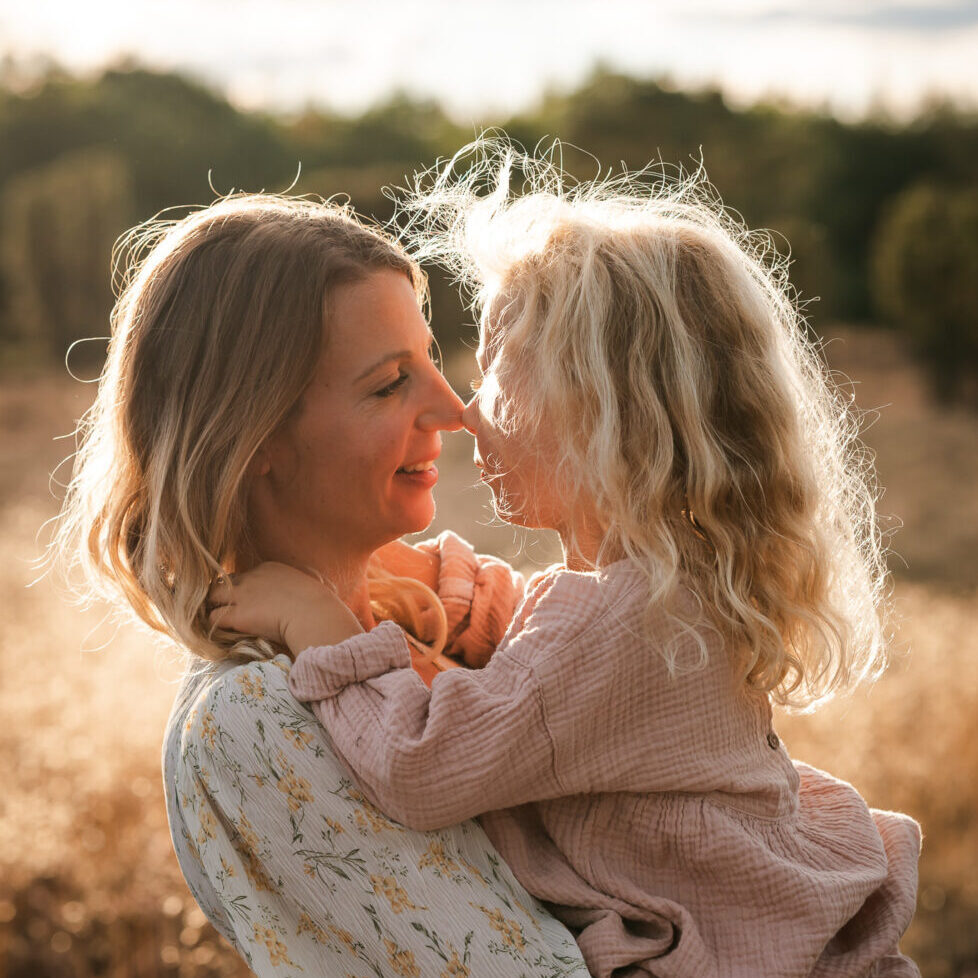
[399,138,890,710]
[53,194,447,664]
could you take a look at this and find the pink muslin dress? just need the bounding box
[288,534,921,978]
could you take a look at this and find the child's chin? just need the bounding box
[492,499,540,530]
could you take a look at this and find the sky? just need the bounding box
[1,0,977,121]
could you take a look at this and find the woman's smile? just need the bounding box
[394,457,440,489]
[250,270,464,563]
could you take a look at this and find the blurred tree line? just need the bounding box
[0,63,976,403]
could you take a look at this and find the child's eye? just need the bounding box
[375,372,408,397]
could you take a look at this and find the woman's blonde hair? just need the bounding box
[55,193,447,663]
[402,139,890,710]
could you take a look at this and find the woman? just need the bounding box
[56,195,590,976]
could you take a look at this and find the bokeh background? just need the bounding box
[1,2,977,976]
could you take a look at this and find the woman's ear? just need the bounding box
[249,445,272,478]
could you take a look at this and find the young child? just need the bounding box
[210,146,921,977]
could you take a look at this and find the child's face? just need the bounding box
[462,332,561,531]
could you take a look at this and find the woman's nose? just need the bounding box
[418,373,466,431]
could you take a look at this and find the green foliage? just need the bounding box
[0,146,135,358]
[872,183,978,405]
[0,62,977,382]
[0,67,295,219]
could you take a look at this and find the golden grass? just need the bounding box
[0,328,975,977]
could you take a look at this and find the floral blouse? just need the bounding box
[162,534,590,977]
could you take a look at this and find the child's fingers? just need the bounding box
[207,573,239,607]
[208,603,234,627]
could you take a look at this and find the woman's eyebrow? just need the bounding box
[354,330,436,383]
[355,350,411,383]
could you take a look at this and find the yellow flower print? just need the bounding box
[296,912,332,947]
[324,816,345,835]
[276,766,314,813]
[283,726,314,750]
[196,801,217,844]
[251,923,298,968]
[369,875,427,914]
[384,938,421,977]
[440,947,470,977]
[235,671,265,701]
[199,710,218,751]
[472,904,527,953]
[251,773,267,788]
[236,811,262,854]
[348,788,402,833]
[181,829,203,868]
[458,857,488,886]
[513,897,541,930]
[232,811,278,893]
[219,855,236,877]
[418,841,459,875]
[330,925,357,954]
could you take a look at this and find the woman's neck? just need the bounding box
[326,560,376,631]
[239,537,377,630]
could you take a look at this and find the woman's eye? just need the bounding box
[375,372,409,397]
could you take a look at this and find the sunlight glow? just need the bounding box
[1,0,976,120]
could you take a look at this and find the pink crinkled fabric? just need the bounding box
[416,530,527,668]
[288,552,921,978]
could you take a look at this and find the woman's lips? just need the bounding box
[395,462,439,489]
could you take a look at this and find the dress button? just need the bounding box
[766,732,780,750]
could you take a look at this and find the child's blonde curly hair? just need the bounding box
[401,138,890,710]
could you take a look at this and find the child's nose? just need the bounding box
[461,395,479,435]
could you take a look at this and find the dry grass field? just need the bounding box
[1,327,976,977]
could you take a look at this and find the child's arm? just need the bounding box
[209,561,567,829]
[286,620,563,831]
[212,564,636,832]
[371,538,440,590]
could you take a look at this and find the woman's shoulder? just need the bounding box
[164,654,298,763]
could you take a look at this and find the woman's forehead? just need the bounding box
[320,271,428,378]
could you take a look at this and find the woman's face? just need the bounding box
[254,269,464,561]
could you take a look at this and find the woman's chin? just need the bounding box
[394,498,437,537]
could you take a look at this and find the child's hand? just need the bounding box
[208,562,363,657]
